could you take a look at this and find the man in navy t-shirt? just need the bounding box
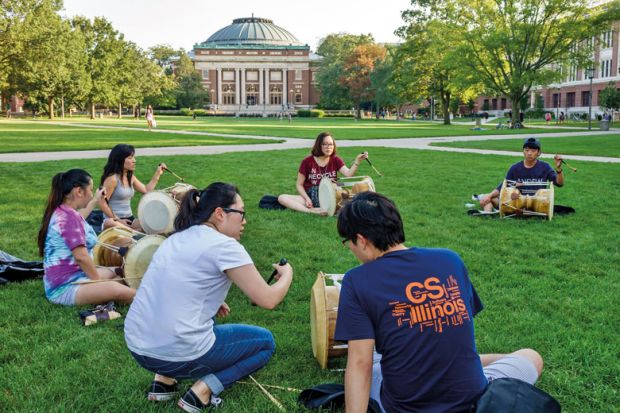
[335,192,544,412]
[478,137,566,212]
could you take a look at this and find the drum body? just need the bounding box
[138,183,194,234]
[499,180,554,220]
[310,272,348,369]
[93,227,165,289]
[318,176,376,216]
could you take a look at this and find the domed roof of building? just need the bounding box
[199,17,306,48]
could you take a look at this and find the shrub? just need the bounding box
[297,109,324,118]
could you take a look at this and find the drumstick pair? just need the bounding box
[360,153,383,177]
[70,277,142,285]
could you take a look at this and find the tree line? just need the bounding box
[315,0,620,125]
[0,0,208,119]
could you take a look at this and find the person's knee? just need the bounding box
[277,194,287,204]
[111,284,135,302]
[513,348,543,376]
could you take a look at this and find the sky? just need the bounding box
[60,0,411,52]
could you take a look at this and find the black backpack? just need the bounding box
[476,378,561,413]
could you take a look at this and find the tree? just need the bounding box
[599,82,620,123]
[176,72,209,109]
[370,46,402,118]
[339,44,386,118]
[315,33,375,109]
[406,0,620,126]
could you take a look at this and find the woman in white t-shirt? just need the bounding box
[124,182,293,412]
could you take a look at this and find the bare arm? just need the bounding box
[226,263,293,310]
[553,155,564,187]
[345,339,374,413]
[100,176,118,219]
[72,246,101,280]
[78,187,105,219]
[339,152,368,177]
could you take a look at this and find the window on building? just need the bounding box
[222,71,235,81]
[601,30,612,48]
[270,71,282,82]
[295,70,302,81]
[246,84,259,106]
[222,84,236,105]
[600,59,611,78]
[581,91,590,107]
[270,85,282,105]
[491,99,497,110]
[202,70,209,80]
[553,93,561,108]
[568,66,577,82]
[566,92,575,107]
[295,93,302,104]
[311,71,317,82]
[500,98,507,110]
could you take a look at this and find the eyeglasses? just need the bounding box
[322,143,334,147]
[223,208,246,220]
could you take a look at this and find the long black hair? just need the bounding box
[337,192,405,251]
[100,144,135,186]
[174,182,240,232]
[37,169,93,256]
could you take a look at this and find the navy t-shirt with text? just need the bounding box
[495,160,559,195]
[335,247,487,413]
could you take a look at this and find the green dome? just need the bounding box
[203,17,304,47]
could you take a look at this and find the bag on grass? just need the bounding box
[151,119,157,128]
[79,302,122,326]
[259,195,286,210]
[0,250,44,285]
[85,210,104,235]
[475,378,561,413]
[298,383,381,412]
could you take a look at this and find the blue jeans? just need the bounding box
[130,324,275,395]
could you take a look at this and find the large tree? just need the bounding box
[599,82,620,123]
[315,33,375,109]
[339,43,387,118]
[405,0,619,125]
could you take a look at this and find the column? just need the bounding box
[236,69,241,105]
[265,69,270,105]
[259,68,265,105]
[241,68,246,106]
[283,68,288,107]
[217,68,222,105]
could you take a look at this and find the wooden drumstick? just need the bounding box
[70,277,142,285]
[160,164,185,182]
[362,154,383,177]
[249,375,285,411]
[561,159,577,172]
[238,381,301,393]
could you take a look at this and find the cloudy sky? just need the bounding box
[61,0,411,51]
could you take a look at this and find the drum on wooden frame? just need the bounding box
[318,176,375,216]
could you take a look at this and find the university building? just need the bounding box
[192,16,321,115]
[476,22,620,119]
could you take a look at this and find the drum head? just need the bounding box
[138,191,179,234]
[310,273,329,369]
[93,227,136,266]
[123,235,166,289]
[318,178,337,216]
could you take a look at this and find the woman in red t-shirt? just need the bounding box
[278,132,368,215]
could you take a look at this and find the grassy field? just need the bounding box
[0,121,281,153]
[2,116,584,144]
[431,134,620,157]
[0,146,618,412]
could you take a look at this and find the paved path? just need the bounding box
[1,122,618,163]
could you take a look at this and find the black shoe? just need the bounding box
[147,380,178,401]
[178,389,222,412]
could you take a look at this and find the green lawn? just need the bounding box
[431,134,620,157]
[0,121,281,153]
[0,148,618,412]
[24,115,583,140]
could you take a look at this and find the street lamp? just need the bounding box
[585,67,595,131]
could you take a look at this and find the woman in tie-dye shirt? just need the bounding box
[37,169,136,306]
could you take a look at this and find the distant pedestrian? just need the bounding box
[146,105,155,131]
[545,112,551,125]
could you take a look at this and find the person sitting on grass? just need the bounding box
[124,182,293,412]
[335,192,544,412]
[475,137,565,212]
[277,132,368,215]
[99,144,166,231]
[37,169,136,306]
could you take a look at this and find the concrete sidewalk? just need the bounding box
[1,123,619,163]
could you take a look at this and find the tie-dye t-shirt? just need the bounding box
[43,204,97,299]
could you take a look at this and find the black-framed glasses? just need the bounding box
[223,208,246,220]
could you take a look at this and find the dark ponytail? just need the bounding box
[174,182,240,232]
[37,169,92,256]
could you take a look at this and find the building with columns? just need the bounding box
[192,17,321,115]
[474,21,620,119]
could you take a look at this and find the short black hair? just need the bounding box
[523,137,541,150]
[337,192,405,251]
